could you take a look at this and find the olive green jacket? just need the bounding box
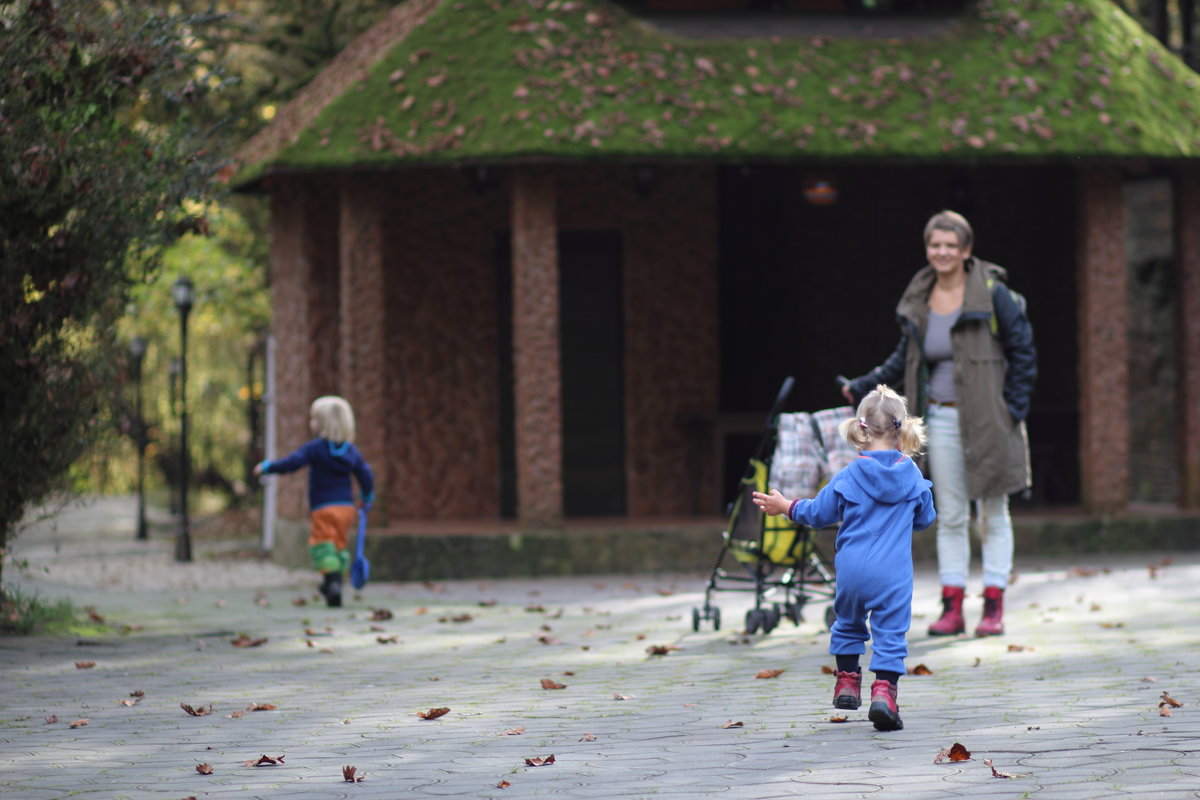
[850,257,1036,500]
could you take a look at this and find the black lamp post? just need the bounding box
[171,276,195,563]
[129,336,148,541]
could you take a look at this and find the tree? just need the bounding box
[0,0,226,587]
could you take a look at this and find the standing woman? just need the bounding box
[841,211,1036,636]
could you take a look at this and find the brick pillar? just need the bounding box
[269,180,339,519]
[1076,168,1128,514]
[339,177,390,520]
[511,169,563,526]
[1175,172,1200,508]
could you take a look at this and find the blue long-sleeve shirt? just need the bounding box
[261,438,375,511]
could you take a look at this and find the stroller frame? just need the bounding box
[691,377,838,635]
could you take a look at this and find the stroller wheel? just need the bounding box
[762,607,780,634]
[785,601,804,626]
[712,606,721,631]
[745,608,763,635]
[691,607,701,632]
[825,605,837,630]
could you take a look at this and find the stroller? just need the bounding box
[691,377,846,635]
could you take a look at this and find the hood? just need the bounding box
[839,450,928,505]
[896,256,1007,323]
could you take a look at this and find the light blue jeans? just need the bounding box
[925,404,1013,589]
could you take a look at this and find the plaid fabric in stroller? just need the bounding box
[769,406,857,499]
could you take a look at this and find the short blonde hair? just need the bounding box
[837,384,927,457]
[310,396,356,443]
[923,209,973,251]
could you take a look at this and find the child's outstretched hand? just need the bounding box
[752,489,791,517]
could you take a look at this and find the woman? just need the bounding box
[841,210,1036,637]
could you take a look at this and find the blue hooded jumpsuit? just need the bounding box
[788,450,936,675]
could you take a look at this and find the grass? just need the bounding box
[245,0,1200,181]
[0,586,106,636]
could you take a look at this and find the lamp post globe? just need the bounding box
[172,276,195,563]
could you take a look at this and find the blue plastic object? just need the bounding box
[350,507,370,590]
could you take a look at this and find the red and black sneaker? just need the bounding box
[868,680,903,731]
[832,670,862,710]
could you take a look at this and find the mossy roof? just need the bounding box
[232,0,1200,186]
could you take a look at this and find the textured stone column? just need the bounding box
[1076,168,1128,514]
[511,169,563,526]
[1175,172,1200,508]
[269,180,339,519]
[339,177,389,520]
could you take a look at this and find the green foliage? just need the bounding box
[0,585,85,636]
[242,0,1200,179]
[0,0,227,565]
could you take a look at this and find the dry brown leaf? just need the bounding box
[243,754,284,767]
[418,707,450,720]
[540,679,566,690]
[1142,676,1158,683]
[69,719,89,728]
[755,669,784,679]
[613,693,635,701]
[196,763,213,775]
[579,733,597,741]
[342,765,365,783]
[74,661,96,669]
[370,608,394,621]
[934,742,972,763]
[983,758,1017,778]
[376,635,400,644]
[118,698,139,707]
[130,690,144,698]
[496,779,511,788]
[1099,622,1125,629]
[1161,692,1184,708]
[502,726,525,735]
[721,720,743,729]
[1160,705,1173,717]
[226,710,245,719]
[820,665,835,675]
[1006,644,1033,652]
[181,703,212,717]
[524,755,555,767]
[909,664,933,676]
[829,715,848,723]
[525,604,546,613]
[231,635,268,648]
[44,715,58,724]
[646,644,678,656]
[247,703,276,712]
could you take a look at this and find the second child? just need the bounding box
[753,385,935,731]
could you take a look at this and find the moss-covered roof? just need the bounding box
[233,0,1200,185]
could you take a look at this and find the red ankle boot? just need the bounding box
[975,586,1004,636]
[868,680,903,731]
[832,670,862,710]
[927,586,965,636]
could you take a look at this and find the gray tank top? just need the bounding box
[925,308,960,403]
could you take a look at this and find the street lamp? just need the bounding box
[129,336,148,541]
[171,276,195,563]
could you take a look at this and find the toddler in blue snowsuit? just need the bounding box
[754,384,935,731]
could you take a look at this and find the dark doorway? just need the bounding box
[494,231,627,518]
[560,232,627,516]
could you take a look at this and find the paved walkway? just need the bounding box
[3,497,1200,799]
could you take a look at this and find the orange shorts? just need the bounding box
[309,505,356,551]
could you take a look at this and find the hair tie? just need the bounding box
[892,418,902,430]
[858,418,869,430]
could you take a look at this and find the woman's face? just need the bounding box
[926,228,971,276]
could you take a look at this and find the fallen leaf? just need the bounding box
[496,780,511,788]
[181,703,213,717]
[983,758,1017,778]
[1099,622,1124,629]
[118,698,139,707]
[243,754,284,767]
[247,703,276,712]
[1006,644,1033,652]
[613,693,635,701]
[540,679,566,690]
[934,742,972,763]
[646,644,678,656]
[75,661,96,669]
[342,765,365,783]
[721,720,743,729]
[231,635,268,648]
[502,726,525,735]
[820,665,835,674]
[371,608,394,621]
[44,715,58,724]
[909,664,934,675]
[579,733,597,741]
[1142,676,1158,683]
[829,715,848,723]
[1160,706,1173,717]
[196,763,213,775]
[377,635,400,644]
[226,710,244,719]
[1161,692,1183,708]
[69,719,89,728]
[418,707,450,720]
[130,690,144,698]
[755,669,784,679]
[524,755,555,767]
[972,657,982,667]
